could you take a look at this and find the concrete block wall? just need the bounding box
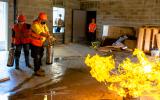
[64,0,81,43]
[8,0,80,44]
[9,0,160,44]
[98,0,160,38]
[9,0,53,32]
[80,0,160,39]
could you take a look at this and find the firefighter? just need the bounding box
[30,12,51,76]
[11,14,32,69]
[88,18,96,44]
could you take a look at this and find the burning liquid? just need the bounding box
[85,49,160,97]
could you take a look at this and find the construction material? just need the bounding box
[98,46,132,53]
[144,28,152,52]
[156,34,160,50]
[137,27,159,53]
[124,40,137,49]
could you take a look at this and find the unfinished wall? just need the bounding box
[80,0,160,39]
[64,0,80,43]
[8,0,80,44]
[9,0,53,32]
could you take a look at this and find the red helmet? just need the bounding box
[18,15,26,22]
[38,12,47,20]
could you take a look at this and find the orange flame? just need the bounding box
[85,49,160,97]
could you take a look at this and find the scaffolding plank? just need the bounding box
[144,28,152,53]
[151,28,159,48]
[137,28,145,50]
[156,34,160,50]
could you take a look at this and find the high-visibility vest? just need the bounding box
[12,23,31,45]
[89,23,96,33]
[30,20,49,47]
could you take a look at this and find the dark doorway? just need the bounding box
[86,11,96,43]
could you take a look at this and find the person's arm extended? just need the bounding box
[39,32,50,38]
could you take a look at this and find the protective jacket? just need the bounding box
[12,23,31,45]
[30,20,49,47]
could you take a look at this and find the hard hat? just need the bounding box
[18,14,26,22]
[38,12,48,20]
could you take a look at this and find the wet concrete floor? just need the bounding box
[0,43,158,100]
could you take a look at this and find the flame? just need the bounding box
[85,49,160,97]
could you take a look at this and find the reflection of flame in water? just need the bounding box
[51,61,66,82]
[44,95,47,100]
[85,49,160,98]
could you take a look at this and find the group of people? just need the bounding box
[11,12,54,76]
[11,12,96,76]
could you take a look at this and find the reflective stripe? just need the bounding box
[30,20,49,46]
[31,34,43,40]
[12,23,31,44]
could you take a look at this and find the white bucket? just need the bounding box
[151,50,160,57]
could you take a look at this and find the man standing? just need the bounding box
[88,18,96,44]
[30,12,50,76]
[12,14,32,69]
[56,14,63,32]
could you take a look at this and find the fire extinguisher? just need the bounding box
[46,45,54,64]
[45,35,56,64]
[7,48,15,67]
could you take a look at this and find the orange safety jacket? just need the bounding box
[89,23,96,33]
[30,20,49,47]
[12,23,31,45]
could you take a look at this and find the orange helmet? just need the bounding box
[18,15,26,22]
[38,12,47,20]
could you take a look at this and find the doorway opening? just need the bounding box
[53,7,65,43]
[0,1,8,51]
[86,11,96,43]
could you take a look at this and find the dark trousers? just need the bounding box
[31,45,44,72]
[56,27,61,32]
[15,44,30,66]
[88,32,96,43]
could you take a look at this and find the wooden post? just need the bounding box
[144,28,152,53]
[137,28,145,50]
[151,28,159,48]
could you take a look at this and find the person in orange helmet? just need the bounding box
[30,12,51,76]
[88,18,96,44]
[11,14,32,69]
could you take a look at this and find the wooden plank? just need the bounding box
[151,28,159,48]
[156,34,160,49]
[137,28,145,50]
[144,28,152,53]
